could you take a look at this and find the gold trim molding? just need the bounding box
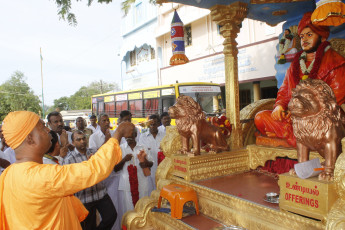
[247,145,324,169]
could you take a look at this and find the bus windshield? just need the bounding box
[179,85,223,115]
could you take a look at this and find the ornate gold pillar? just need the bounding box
[210,3,248,150]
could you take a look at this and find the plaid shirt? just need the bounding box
[62,148,107,204]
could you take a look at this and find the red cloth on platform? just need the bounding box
[261,158,298,174]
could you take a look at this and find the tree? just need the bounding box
[54,0,156,24]
[121,0,156,16]
[53,96,70,111]
[0,71,42,121]
[52,80,120,111]
[55,0,113,25]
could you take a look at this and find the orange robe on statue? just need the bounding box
[0,138,122,230]
[255,45,345,147]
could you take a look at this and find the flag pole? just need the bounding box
[40,47,45,119]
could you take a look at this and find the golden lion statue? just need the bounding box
[168,95,229,156]
[288,78,345,181]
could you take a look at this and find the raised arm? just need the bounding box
[38,122,135,198]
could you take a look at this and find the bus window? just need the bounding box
[144,99,159,117]
[161,96,175,113]
[98,101,104,115]
[105,102,115,117]
[115,101,128,117]
[129,100,143,118]
[92,103,97,115]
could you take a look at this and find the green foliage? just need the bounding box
[55,0,155,24]
[53,96,70,111]
[52,80,120,111]
[55,0,113,25]
[122,0,156,16]
[121,0,136,16]
[0,71,42,120]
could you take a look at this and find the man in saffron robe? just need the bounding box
[255,12,345,147]
[0,111,135,230]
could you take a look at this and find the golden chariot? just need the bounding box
[122,1,345,229]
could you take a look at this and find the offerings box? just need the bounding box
[278,173,338,220]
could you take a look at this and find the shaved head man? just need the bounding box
[0,111,134,229]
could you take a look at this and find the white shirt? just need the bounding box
[118,142,152,196]
[138,129,165,189]
[3,147,16,164]
[89,129,115,150]
[158,125,166,136]
[87,124,101,133]
[43,156,58,165]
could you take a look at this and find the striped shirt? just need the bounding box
[62,148,107,204]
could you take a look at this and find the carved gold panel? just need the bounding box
[171,150,249,181]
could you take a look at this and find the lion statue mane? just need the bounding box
[288,78,345,181]
[168,95,229,156]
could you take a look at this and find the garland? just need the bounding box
[157,151,165,166]
[207,115,232,136]
[292,41,330,82]
[127,164,139,207]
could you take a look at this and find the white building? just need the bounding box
[120,0,158,90]
[156,3,283,109]
[121,2,284,109]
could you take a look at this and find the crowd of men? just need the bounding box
[0,110,172,230]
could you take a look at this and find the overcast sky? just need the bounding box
[0,0,123,106]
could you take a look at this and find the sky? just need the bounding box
[0,0,123,106]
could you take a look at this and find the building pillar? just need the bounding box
[210,3,248,150]
[253,81,261,102]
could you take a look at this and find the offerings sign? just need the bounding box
[278,173,338,220]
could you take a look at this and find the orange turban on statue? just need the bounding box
[298,12,330,39]
[2,111,40,149]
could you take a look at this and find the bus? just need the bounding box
[91,82,224,128]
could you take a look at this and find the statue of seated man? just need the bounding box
[255,12,345,148]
